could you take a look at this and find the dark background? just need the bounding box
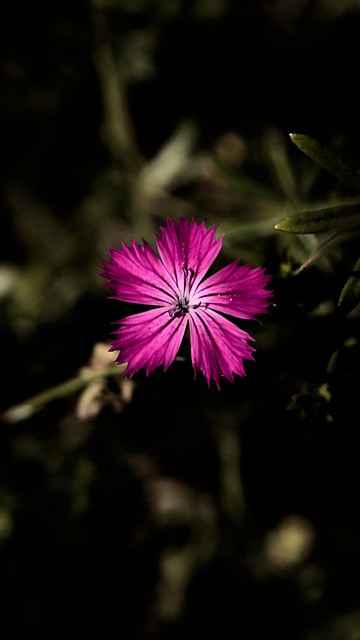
[1,1,360,638]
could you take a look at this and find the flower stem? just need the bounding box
[1,363,126,424]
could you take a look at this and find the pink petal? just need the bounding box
[195,260,272,319]
[110,307,188,377]
[155,217,223,294]
[100,239,179,306]
[188,307,255,389]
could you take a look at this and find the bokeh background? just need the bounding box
[2,1,360,638]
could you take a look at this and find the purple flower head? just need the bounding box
[100,217,272,389]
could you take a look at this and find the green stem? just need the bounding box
[1,363,126,424]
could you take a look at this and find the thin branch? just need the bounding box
[1,363,126,424]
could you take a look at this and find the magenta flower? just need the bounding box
[101,217,272,389]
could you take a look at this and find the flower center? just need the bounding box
[168,267,204,318]
[169,296,190,318]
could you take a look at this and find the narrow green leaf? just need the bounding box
[290,133,360,192]
[338,255,360,315]
[275,202,360,233]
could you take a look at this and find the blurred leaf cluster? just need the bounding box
[276,133,360,314]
